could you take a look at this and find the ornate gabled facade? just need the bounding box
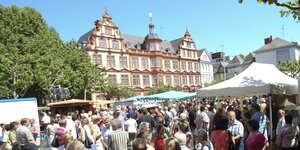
[78,10,202,99]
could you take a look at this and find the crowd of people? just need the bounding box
[0,97,300,150]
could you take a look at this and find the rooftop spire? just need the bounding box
[184,27,190,37]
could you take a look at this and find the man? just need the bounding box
[66,114,78,139]
[102,117,113,149]
[195,106,210,130]
[276,109,286,137]
[227,111,244,150]
[108,119,129,150]
[137,108,155,131]
[187,103,196,131]
[29,118,40,145]
[16,118,38,150]
[41,111,50,131]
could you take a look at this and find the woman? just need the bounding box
[211,116,233,150]
[164,137,181,150]
[46,118,59,150]
[194,129,214,150]
[276,114,300,150]
[80,117,96,150]
[91,115,104,150]
[153,124,167,150]
[8,121,20,150]
[1,124,12,150]
[62,132,73,148]
[56,119,68,150]
[245,120,267,150]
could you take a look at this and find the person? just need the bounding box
[174,131,189,150]
[194,129,214,150]
[66,114,77,140]
[164,137,181,150]
[276,114,300,149]
[211,116,232,150]
[137,122,150,135]
[62,132,73,148]
[66,140,87,150]
[250,104,268,141]
[91,115,104,150]
[46,118,59,150]
[195,106,210,130]
[2,124,12,150]
[101,117,113,149]
[227,111,244,150]
[137,108,155,131]
[16,118,38,150]
[9,121,20,150]
[132,138,147,150]
[136,132,154,150]
[124,113,138,142]
[29,118,40,145]
[80,117,96,150]
[41,112,51,131]
[245,120,267,150]
[56,119,68,150]
[107,119,129,150]
[276,109,286,138]
[153,124,167,150]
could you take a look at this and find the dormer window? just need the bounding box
[149,43,155,50]
[105,27,112,35]
[186,42,191,48]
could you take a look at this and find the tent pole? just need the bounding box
[268,94,273,146]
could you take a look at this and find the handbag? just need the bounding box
[51,133,59,148]
[84,130,93,148]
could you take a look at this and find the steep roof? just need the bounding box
[77,29,93,45]
[242,53,255,65]
[228,55,244,66]
[254,37,299,53]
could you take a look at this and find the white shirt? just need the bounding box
[42,115,50,124]
[276,117,285,135]
[66,119,77,139]
[125,118,137,133]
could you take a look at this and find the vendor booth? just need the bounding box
[197,62,298,141]
[48,99,94,113]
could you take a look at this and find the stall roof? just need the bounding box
[140,90,196,101]
[47,99,94,107]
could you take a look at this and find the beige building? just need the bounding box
[78,10,203,99]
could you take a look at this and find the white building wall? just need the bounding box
[255,50,277,66]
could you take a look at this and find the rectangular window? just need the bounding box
[149,43,155,50]
[174,76,180,86]
[173,60,179,70]
[92,54,102,67]
[141,58,149,70]
[157,59,162,67]
[107,55,115,68]
[151,58,156,67]
[189,76,194,85]
[112,41,119,49]
[194,63,199,72]
[187,51,191,57]
[108,75,117,84]
[121,75,129,86]
[132,75,140,86]
[143,75,150,87]
[131,57,139,69]
[99,39,106,48]
[119,56,128,68]
[182,50,186,57]
[105,27,112,35]
[182,76,187,85]
[195,76,200,85]
[152,75,158,86]
[166,76,171,86]
[164,60,170,70]
[188,62,193,71]
[186,42,191,48]
[181,61,186,71]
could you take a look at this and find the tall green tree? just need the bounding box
[0,5,105,101]
[279,59,300,78]
[238,0,300,21]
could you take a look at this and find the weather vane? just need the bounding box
[149,12,153,22]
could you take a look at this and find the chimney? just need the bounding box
[264,36,272,45]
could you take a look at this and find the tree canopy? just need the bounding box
[279,59,300,78]
[0,5,105,101]
[238,0,300,21]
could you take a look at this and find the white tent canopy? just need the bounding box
[197,63,298,97]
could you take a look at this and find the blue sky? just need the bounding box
[2,0,300,56]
